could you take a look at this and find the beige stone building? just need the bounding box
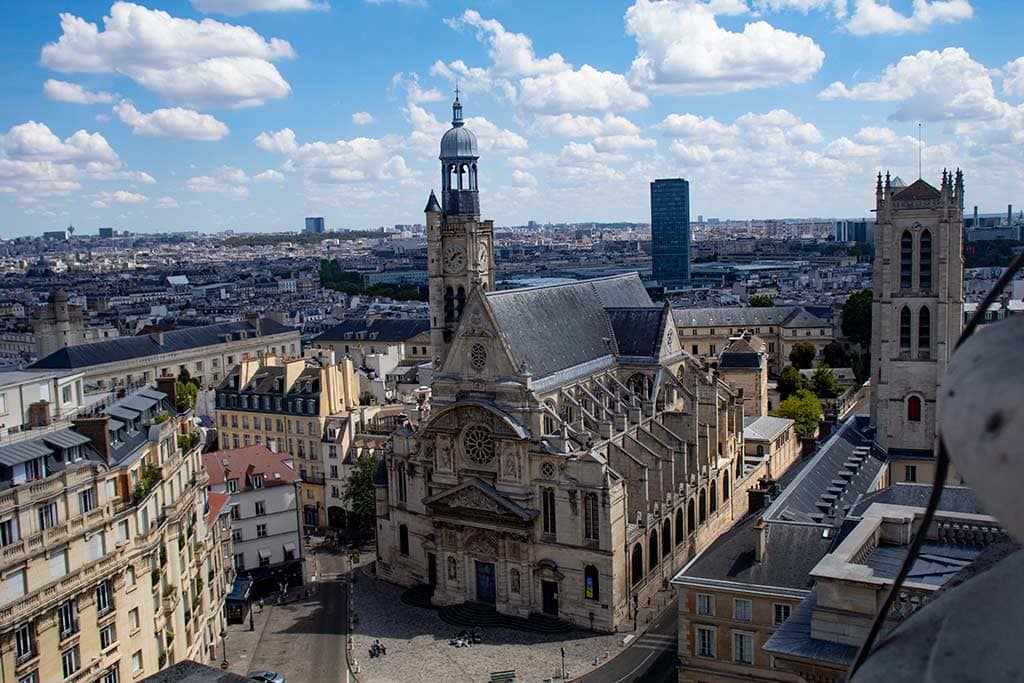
[718,336,769,417]
[214,349,359,530]
[0,380,233,683]
[869,171,964,485]
[32,288,84,360]
[374,97,751,633]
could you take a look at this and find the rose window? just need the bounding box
[463,425,495,466]
[470,343,487,370]
[541,462,556,479]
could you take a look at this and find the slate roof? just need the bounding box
[607,306,666,357]
[863,541,979,586]
[720,337,762,368]
[485,273,651,379]
[762,590,859,665]
[30,318,293,370]
[743,416,795,442]
[894,178,941,200]
[850,483,985,517]
[765,419,886,526]
[314,318,430,343]
[673,306,828,329]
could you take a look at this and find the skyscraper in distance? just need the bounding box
[650,178,691,284]
[305,216,325,234]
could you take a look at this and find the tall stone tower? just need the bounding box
[32,287,84,359]
[426,94,495,369]
[870,170,964,482]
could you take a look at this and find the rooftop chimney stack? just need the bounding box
[755,517,768,563]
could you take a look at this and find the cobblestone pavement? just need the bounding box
[350,563,624,683]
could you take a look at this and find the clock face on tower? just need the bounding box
[443,244,466,274]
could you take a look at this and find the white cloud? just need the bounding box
[185,166,252,199]
[445,10,568,77]
[518,66,649,113]
[530,113,639,138]
[0,121,118,164]
[190,0,329,15]
[366,0,426,6]
[430,59,498,96]
[510,169,537,188]
[592,134,656,152]
[656,113,734,141]
[391,72,444,104]
[41,2,294,108]
[753,0,847,17]
[625,0,825,95]
[819,48,1008,121]
[154,196,180,208]
[1003,57,1024,99]
[102,190,148,203]
[403,102,528,156]
[114,101,229,141]
[352,111,374,125]
[846,0,973,36]
[43,79,114,104]
[252,169,285,182]
[254,128,298,154]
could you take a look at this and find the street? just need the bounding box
[577,598,678,683]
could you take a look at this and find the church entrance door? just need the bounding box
[542,580,558,616]
[475,561,496,603]
[428,553,437,588]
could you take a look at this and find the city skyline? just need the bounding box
[0,0,1021,236]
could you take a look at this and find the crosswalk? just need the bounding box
[628,632,677,653]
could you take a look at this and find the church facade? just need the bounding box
[374,98,750,632]
[870,170,964,485]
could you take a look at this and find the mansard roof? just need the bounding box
[894,178,941,200]
[607,306,668,357]
[315,318,429,343]
[673,305,828,330]
[484,273,652,379]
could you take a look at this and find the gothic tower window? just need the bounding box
[399,525,409,556]
[648,530,659,570]
[542,487,557,535]
[584,565,599,601]
[662,520,671,557]
[675,508,684,546]
[907,396,922,422]
[444,287,455,323]
[631,543,643,585]
[900,230,914,289]
[918,306,931,353]
[722,473,730,501]
[396,463,407,504]
[699,489,707,524]
[710,479,718,513]
[919,230,932,290]
[456,286,466,319]
[583,492,599,542]
[687,499,696,534]
[899,306,912,350]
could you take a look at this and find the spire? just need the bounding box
[424,189,441,213]
[451,86,463,127]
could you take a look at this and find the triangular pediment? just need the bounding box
[424,478,537,521]
[441,286,520,379]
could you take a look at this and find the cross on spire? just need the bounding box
[454,84,460,101]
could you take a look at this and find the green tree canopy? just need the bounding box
[175,368,198,411]
[342,454,380,531]
[841,289,872,348]
[748,294,775,307]
[822,341,849,369]
[776,389,822,438]
[810,364,843,399]
[789,341,817,370]
[777,365,803,400]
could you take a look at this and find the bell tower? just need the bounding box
[870,169,964,482]
[426,93,495,369]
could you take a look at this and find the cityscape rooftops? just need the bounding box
[743,415,796,443]
[314,317,429,343]
[203,444,296,491]
[672,305,829,329]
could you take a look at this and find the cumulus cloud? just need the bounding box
[845,0,973,36]
[190,0,329,15]
[91,189,148,208]
[41,2,294,108]
[352,111,374,125]
[625,0,825,95]
[819,48,1009,121]
[1003,57,1024,99]
[518,66,649,113]
[43,79,114,104]
[391,72,444,104]
[530,113,639,138]
[445,9,568,77]
[114,101,230,141]
[510,169,537,188]
[252,169,285,182]
[753,0,846,14]
[154,196,180,208]
[403,102,527,157]
[184,165,257,198]
[0,121,118,164]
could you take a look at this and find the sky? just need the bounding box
[0,0,1021,236]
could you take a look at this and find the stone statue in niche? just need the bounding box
[447,556,458,581]
[501,442,521,480]
[510,568,521,594]
[506,541,520,561]
[437,436,453,472]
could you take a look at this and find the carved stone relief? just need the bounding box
[500,441,522,480]
[466,530,499,557]
[448,487,499,513]
[436,435,453,472]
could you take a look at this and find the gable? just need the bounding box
[441,286,519,380]
[424,478,538,523]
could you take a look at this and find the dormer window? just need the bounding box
[251,474,264,489]
[227,479,239,494]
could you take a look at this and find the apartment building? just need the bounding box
[203,446,302,589]
[0,369,85,437]
[0,379,233,683]
[214,350,358,530]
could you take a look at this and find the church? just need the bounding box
[374,96,750,632]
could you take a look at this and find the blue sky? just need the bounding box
[0,0,1020,235]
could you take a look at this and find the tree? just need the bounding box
[777,365,803,400]
[789,342,817,370]
[810,364,843,399]
[748,294,775,307]
[776,390,822,438]
[851,351,871,384]
[342,454,380,531]
[822,341,849,369]
[175,368,198,411]
[841,289,872,348]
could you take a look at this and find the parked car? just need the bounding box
[248,672,285,683]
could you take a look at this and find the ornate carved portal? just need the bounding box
[465,530,499,557]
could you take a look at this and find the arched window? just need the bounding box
[444,287,455,323]
[709,480,718,514]
[907,396,922,422]
[699,489,707,524]
[918,306,931,352]
[627,373,648,399]
[399,524,409,556]
[470,163,478,190]
[900,230,913,289]
[125,565,136,587]
[735,456,742,480]
[722,473,730,501]
[899,306,912,350]
[455,286,466,320]
[631,543,643,585]
[756,444,765,457]
[649,530,659,570]
[542,401,556,435]
[584,565,599,601]
[687,499,696,534]
[919,230,932,290]
[675,509,684,546]
[662,520,671,557]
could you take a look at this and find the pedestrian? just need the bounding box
[380,642,387,656]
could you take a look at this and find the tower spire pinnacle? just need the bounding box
[452,86,463,126]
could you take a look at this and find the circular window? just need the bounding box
[463,426,495,466]
[541,462,556,479]
[470,343,487,371]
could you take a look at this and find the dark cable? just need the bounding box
[848,249,1024,678]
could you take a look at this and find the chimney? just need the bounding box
[755,517,768,563]
[74,415,111,464]
[156,374,177,409]
[28,400,51,427]
[245,312,262,337]
[149,331,165,346]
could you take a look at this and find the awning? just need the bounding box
[258,548,272,560]
[283,543,297,554]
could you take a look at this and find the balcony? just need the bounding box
[0,551,121,630]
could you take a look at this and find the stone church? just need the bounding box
[374,97,749,632]
[870,170,964,485]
